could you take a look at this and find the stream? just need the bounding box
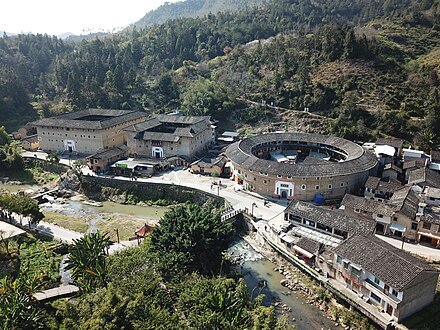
[3,180,339,327]
[229,241,341,330]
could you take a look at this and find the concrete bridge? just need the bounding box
[31,187,59,204]
[34,284,79,302]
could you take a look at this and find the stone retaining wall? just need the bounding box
[81,176,225,207]
[23,157,69,174]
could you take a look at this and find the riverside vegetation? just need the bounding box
[1,203,293,329]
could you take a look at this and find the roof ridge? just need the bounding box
[366,235,428,272]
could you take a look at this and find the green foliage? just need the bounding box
[46,151,60,165]
[0,274,46,330]
[180,77,238,117]
[60,242,289,330]
[0,194,44,225]
[65,231,111,292]
[150,199,174,206]
[150,202,234,277]
[0,140,24,172]
[0,126,10,146]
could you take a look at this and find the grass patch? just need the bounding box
[2,169,36,184]
[43,211,89,233]
[2,167,60,186]
[97,216,151,242]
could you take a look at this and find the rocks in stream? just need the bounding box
[59,171,80,191]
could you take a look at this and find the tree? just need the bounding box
[0,126,10,146]
[150,202,234,277]
[46,151,60,165]
[180,78,238,117]
[0,275,46,330]
[66,231,111,292]
[0,194,44,226]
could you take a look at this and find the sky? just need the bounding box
[0,0,182,36]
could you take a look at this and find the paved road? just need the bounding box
[375,234,440,261]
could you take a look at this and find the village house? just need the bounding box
[125,114,216,161]
[342,186,421,240]
[375,138,404,158]
[429,150,440,172]
[86,146,128,173]
[32,109,145,154]
[332,235,438,322]
[12,124,37,140]
[364,176,403,201]
[21,134,39,151]
[381,163,402,181]
[417,206,440,248]
[403,158,428,181]
[420,186,440,207]
[281,200,375,251]
[408,167,440,189]
[190,154,227,176]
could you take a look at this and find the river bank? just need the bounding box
[229,239,341,329]
[239,233,378,330]
[39,197,167,241]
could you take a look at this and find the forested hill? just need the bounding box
[0,0,440,150]
[129,0,268,29]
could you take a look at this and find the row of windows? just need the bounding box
[43,132,97,139]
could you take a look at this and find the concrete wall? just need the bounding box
[81,176,224,207]
[37,118,143,154]
[397,271,438,321]
[233,163,371,202]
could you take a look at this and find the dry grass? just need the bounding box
[97,215,157,242]
[43,211,89,233]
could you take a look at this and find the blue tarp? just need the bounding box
[314,193,325,205]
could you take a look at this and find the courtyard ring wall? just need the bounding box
[225,132,378,201]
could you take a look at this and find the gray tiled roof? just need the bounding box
[408,168,440,189]
[390,187,420,220]
[375,138,403,149]
[424,187,440,199]
[383,163,403,174]
[342,194,396,217]
[431,150,440,163]
[334,235,436,291]
[296,237,321,254]
[32,109,146,129]
[225,133,378,178]
[403,159,427,170]
[365,177,403,194]
[86,146,127,160]
[125,114,212,141]
[365,176,381,190]
[422,206,440,224]
[285,200,376,236]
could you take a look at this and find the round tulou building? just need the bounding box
[225,132,378,202]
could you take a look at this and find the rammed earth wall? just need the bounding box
[81,176,225,207]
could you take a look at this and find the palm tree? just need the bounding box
[65,231,112,292]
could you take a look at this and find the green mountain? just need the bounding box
[129,0,268,29]
[1,0,439,149]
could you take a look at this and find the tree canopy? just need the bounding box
[150,202,234,278]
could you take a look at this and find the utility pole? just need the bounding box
[115,228,120,244]
[251,202,257,217]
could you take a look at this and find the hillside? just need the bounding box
[129,0,267,29]
[0,0,439,149]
